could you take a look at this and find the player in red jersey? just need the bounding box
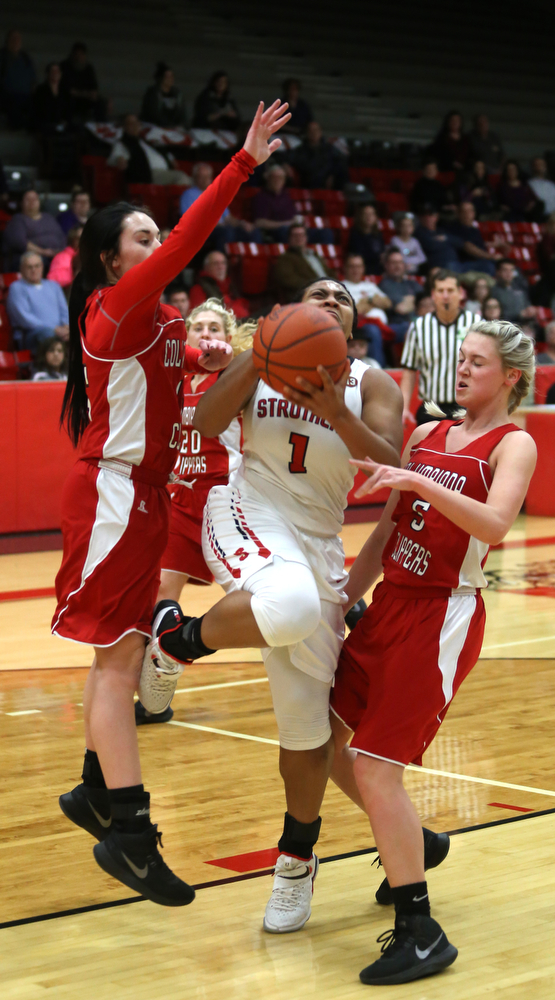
[52,99,290,906]
[135,299,255,724]
[328,318,537,985]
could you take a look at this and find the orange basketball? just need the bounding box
[253,303,348,392]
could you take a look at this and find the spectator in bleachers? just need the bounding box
[107,113,191,185]
[468,115,505,173]
[497,160,538,222]
[6,251,69,353]
[413,207,463,271]
[287,121,348,190]
[48,225,82,290]
[482,296,502,321]
[0,29,35,129]
[379,247,422,339]
[32,62,72,133]
[431,110,470,172]
[2,189,66,272]
[180,162,258,243]
[60,42,104,122]
[465,275,493,314]
[536,212,555,306]
[342,252,391,367]
[140,62,186,129]
[271,223,334,303]
[31,335,67,381]
[189,250,249,318]
[346,334,381,368]
[528,157,555,219]
[415,292,434,317]
[281,78,313,136]
[536,321,555,365]
[252,164,296,240]
[165,283,190,320]
[0,159,9,209]
[409,160,447,215]
[346,204,385,275]
[444,201,500,275]
[390,213,426,273]
[192,71,239,131]
[57,188,91,235]
[459,160,496,219]
[491,259,538,323]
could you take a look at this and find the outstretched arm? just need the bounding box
[102,101,290,351]
[353,429,537,546]
[194,349,259,436]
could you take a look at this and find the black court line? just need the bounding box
[3,805,555,932]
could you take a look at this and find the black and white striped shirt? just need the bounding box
[401,309,475,403]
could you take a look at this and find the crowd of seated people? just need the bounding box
[4,81,555,376]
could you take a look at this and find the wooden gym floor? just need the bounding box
[1,515,555,999]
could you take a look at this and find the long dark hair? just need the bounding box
[60,201,141,445]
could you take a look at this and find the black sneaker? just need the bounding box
[135,700,174,725]
[375,830,450,905]
[345,598,367,632]
[93,824,195,906]
[59,784,112,841]
[359,914,458,985]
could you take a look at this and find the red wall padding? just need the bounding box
[0,382,77,533]
[2,372,554,534]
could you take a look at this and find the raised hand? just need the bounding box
[350,457,417,497]
[243,100,291,165]
[198,338,233,372]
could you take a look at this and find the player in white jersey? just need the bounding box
[140,278,403,930]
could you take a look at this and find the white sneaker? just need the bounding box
[263,853,319,934]
[138,604,188,714]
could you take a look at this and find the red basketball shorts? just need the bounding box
[52,460,170,647]
[161,486,215,584]
[330,580,486,766]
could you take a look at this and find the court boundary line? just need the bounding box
[2,806,555,932]
[167,719,555,800]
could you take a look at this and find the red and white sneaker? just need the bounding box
[263,853,319,933]
[138,601,191,714]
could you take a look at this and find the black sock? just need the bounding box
[109,785,151,833]
[82,749,106,789]
[278,812,321,861]
[159,613,216,661]
[391,881,430,919]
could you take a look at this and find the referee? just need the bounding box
[400,269,475,425]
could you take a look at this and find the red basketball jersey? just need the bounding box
[382,420,521,591]
[171,372,242,501]
[75,148,255,480]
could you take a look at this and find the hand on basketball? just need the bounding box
[197,339,233,372]
[243,100,291,165]
[282,362,350,423]
[350,457,418,496]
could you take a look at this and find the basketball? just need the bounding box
[252,303,348,392]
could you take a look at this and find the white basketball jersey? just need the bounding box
[232,359,366,536]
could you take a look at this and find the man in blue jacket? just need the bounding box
[6,252,69,353]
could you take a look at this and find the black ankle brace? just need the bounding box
[160,614,216,661]
[392,881,430,919]
[109,786,150,832]
[278,812,322,860]
[82,749,106,789]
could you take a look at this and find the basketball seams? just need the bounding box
[253,303,347,391]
